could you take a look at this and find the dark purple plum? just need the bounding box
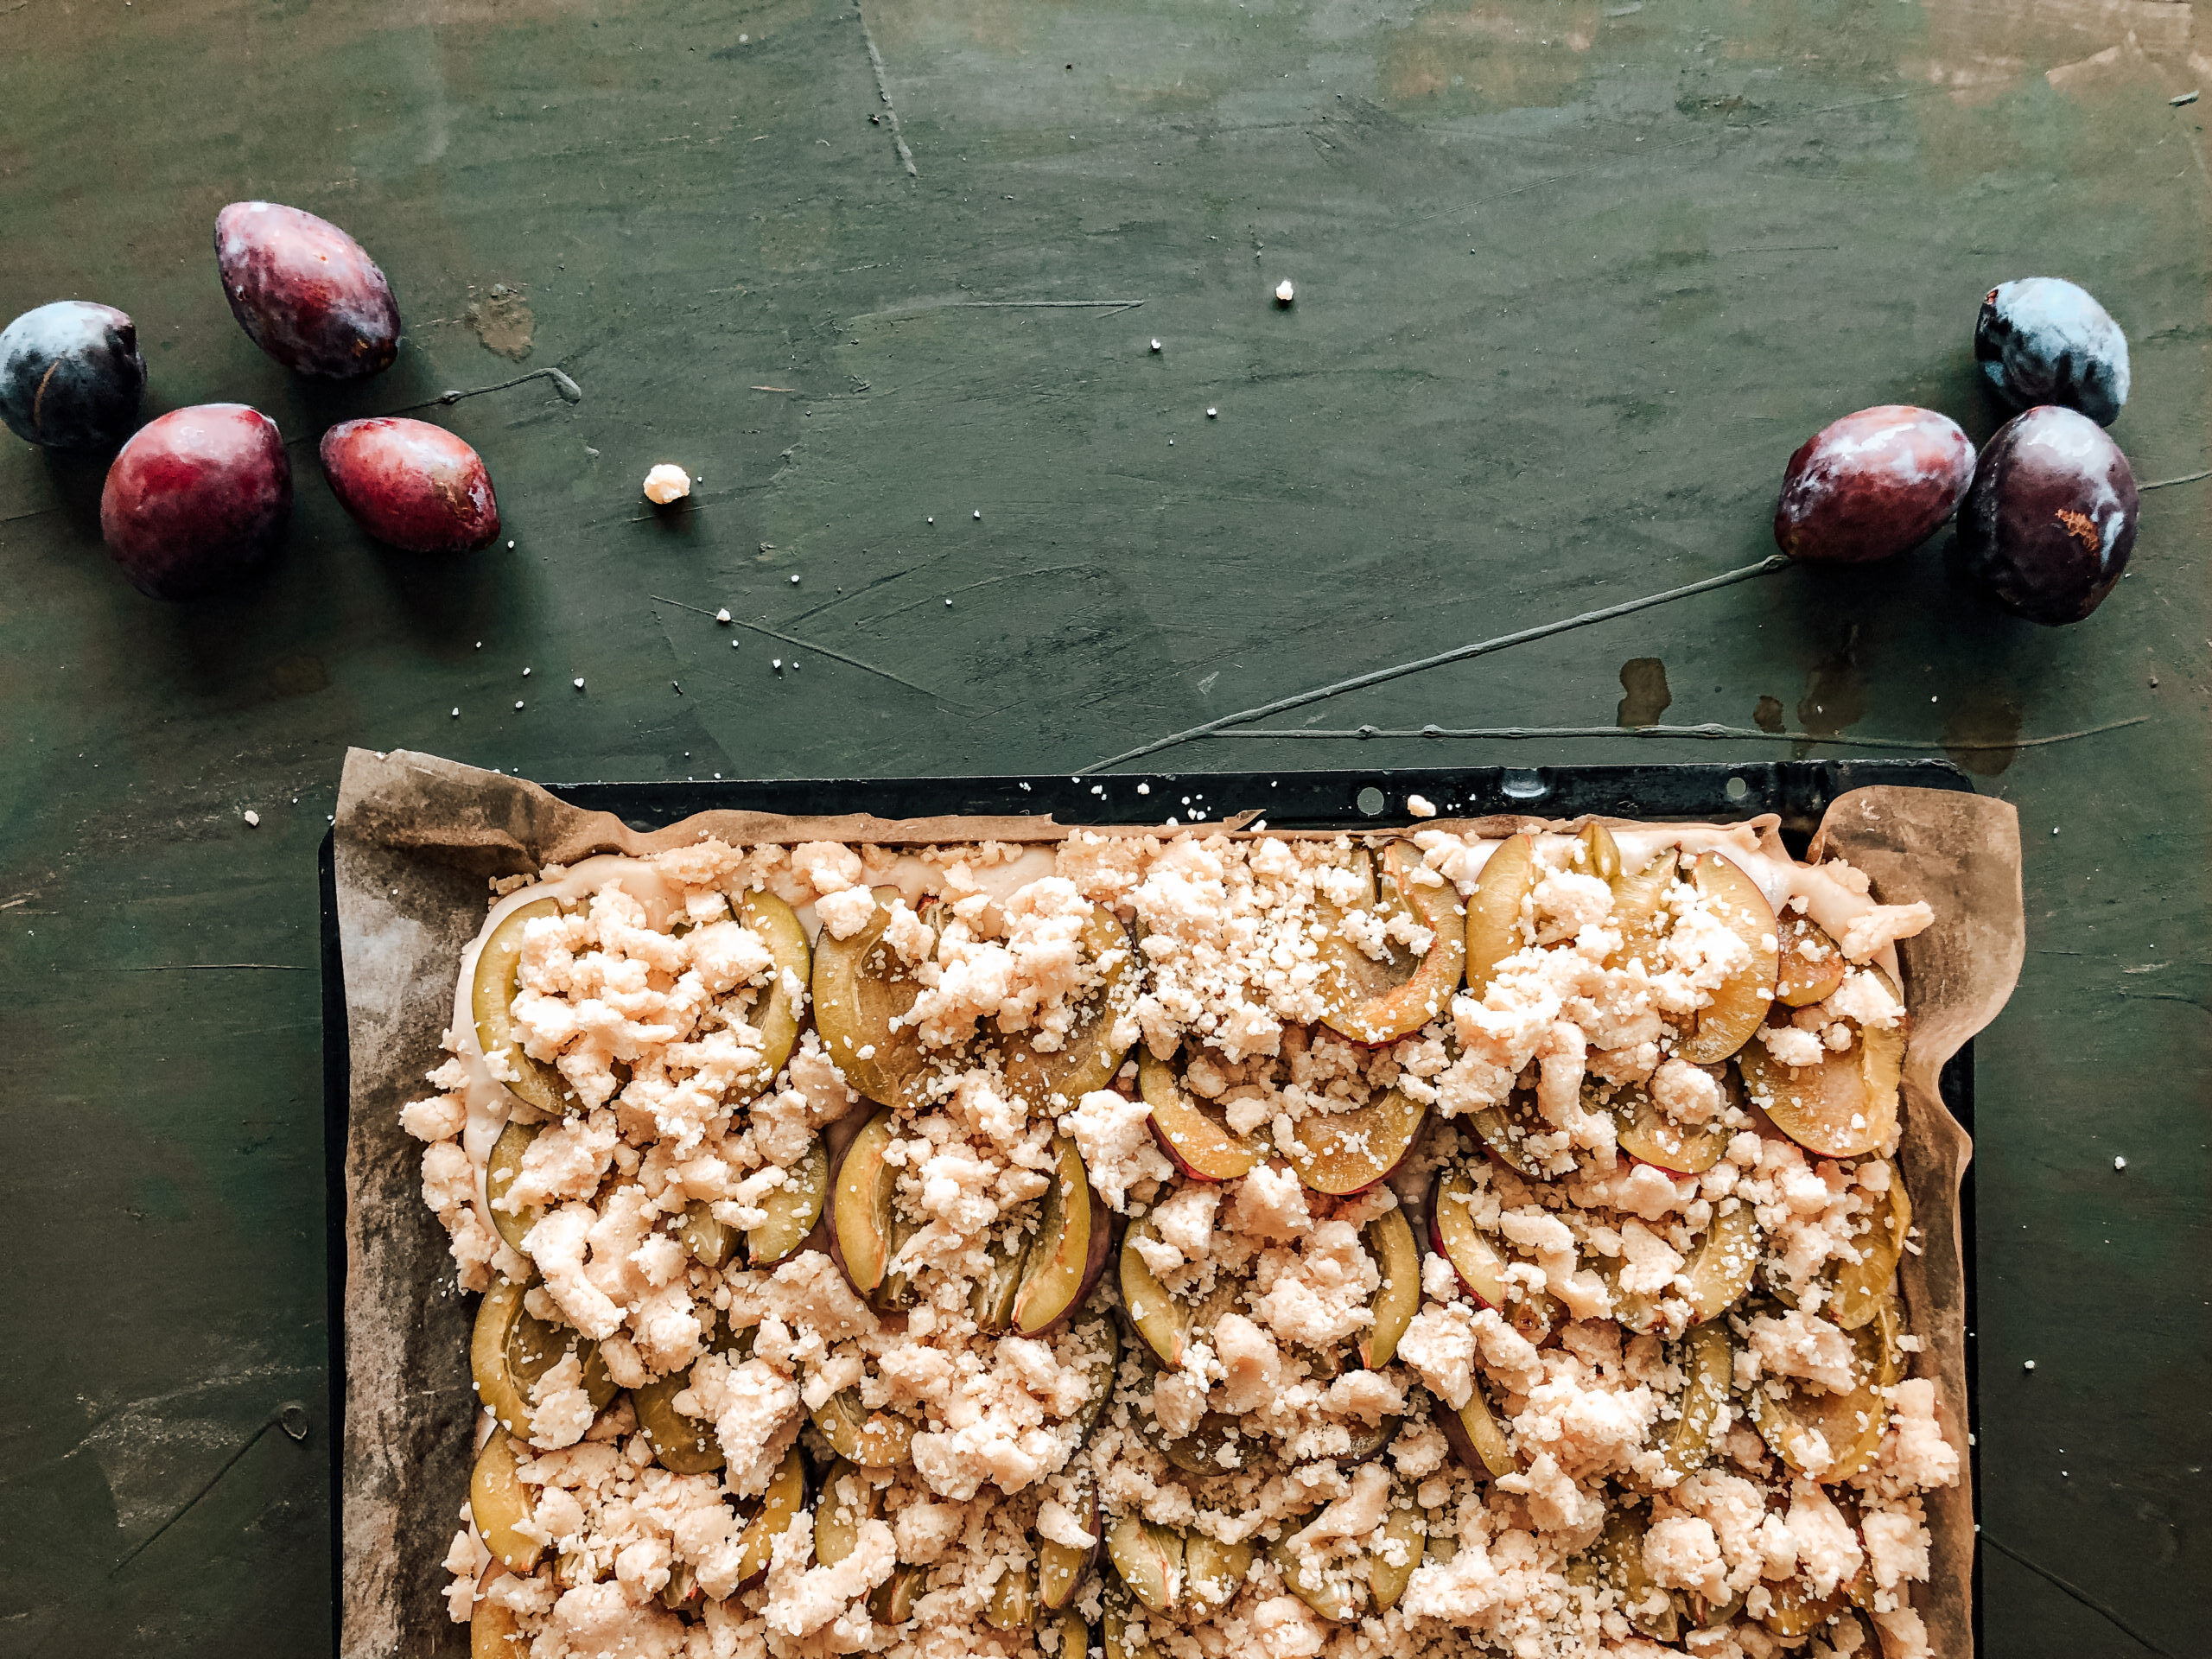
[1974,277,2129,426]
[0,301,146,450]
[1773,405,1974,563]
[1954,404,2137,626]
[214,201,400,379]
[320,417,499,553]
[99,404,291,599]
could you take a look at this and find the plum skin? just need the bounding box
[1953,404,2138,626]
[99,404,292,600]
[1772,405,1974,564]
[321,417,500,553]
[0,301,146,450]
[1974,277,2129,426]
[215,201,401,379]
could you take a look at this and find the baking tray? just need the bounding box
[316,759,1984,1653]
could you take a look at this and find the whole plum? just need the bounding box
[99,404,292,599]
[0,301,146,449]
[1974,277,2129,426]
[320,417,499,553]
[1954,405,2137,626]
[1772,405,1974,563]
[214,201,400,379]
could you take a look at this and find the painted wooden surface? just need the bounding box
[0,0,2204,1651]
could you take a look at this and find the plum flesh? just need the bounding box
[320,417,499,553]
[1954,404,2138,625]
[215,200,401,378]
[98,403,291,599]
[1975,276,2129,426]
[0,301,145,449]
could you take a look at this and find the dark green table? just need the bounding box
[2,0,2203,1652]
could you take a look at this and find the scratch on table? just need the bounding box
[856,3,918,178]
[863,563,1092,626]
[1203,716,2150,752]
[785,556,950,626]
[108,1406,307,1578]
[648,594,946,701]
[847,298,1147,327]
[2141,467,2212,491]
[1083,555,1793,772]
[1980,1533,2175,1656]
[99,963,313,972]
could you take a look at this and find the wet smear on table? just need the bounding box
[1942,683,2024,776]
[1378,1,1601,113]
[1752,695,1786,734]
[265,652,328,700]
[1617,658,1671,728]
[1794,625,1866,755]
[467,283,534,361]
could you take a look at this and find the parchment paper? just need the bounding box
[333,747,2021,1659]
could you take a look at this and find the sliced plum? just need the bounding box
[810,888,931,1107]
[1678,853,1778,1065]
[1657,1318,1733,1481]
[1681,1201,1762,1324]
[1737,1019,1903,1161]
[1606,849,1677,970]
[735,888,812,1094]
[634,1363,725,1476]
[1282,1088,1427,1196]
[1185,1534,1255,1609]
[830,1107,899,1297]
[1269,1519,1363,1624]
[1427,1166,1508,1308]
[1470,1089,1565,1182]
[809,1382,914,1469]
[1359,1207,1421,1369]
[1012,1135,1096,1335]
[734,1446,806,1584]
[1774,914,1847,1007]
[1751,1298,1900,1481]
[485,1119,543,1253]
[471,897,580,1116]
[747,1135,829,1268]
[1367,1502,1427,1613]
[1001,906,1135,1108]
[1439,1382,1516,1478]
[469,1428,542,1572]
[1829,1167,1910,1331]
[1465,833,1535,995]
[1037,1467,1099,1611]
[1317,842,1467,1045]
[1611,1077,1730,1177]
[1106,1516,1182,1615]
[1141,1050,1259,1182]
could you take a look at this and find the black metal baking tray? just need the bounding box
[317,760,1982,1652]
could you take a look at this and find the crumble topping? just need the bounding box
[404,821,1952,1658]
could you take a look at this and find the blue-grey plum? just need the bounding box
[215,201,400,378]
[0,301,146,449]
[99,404,292,599]
[1974,278,2129,425]
[1954,405,2137,626]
